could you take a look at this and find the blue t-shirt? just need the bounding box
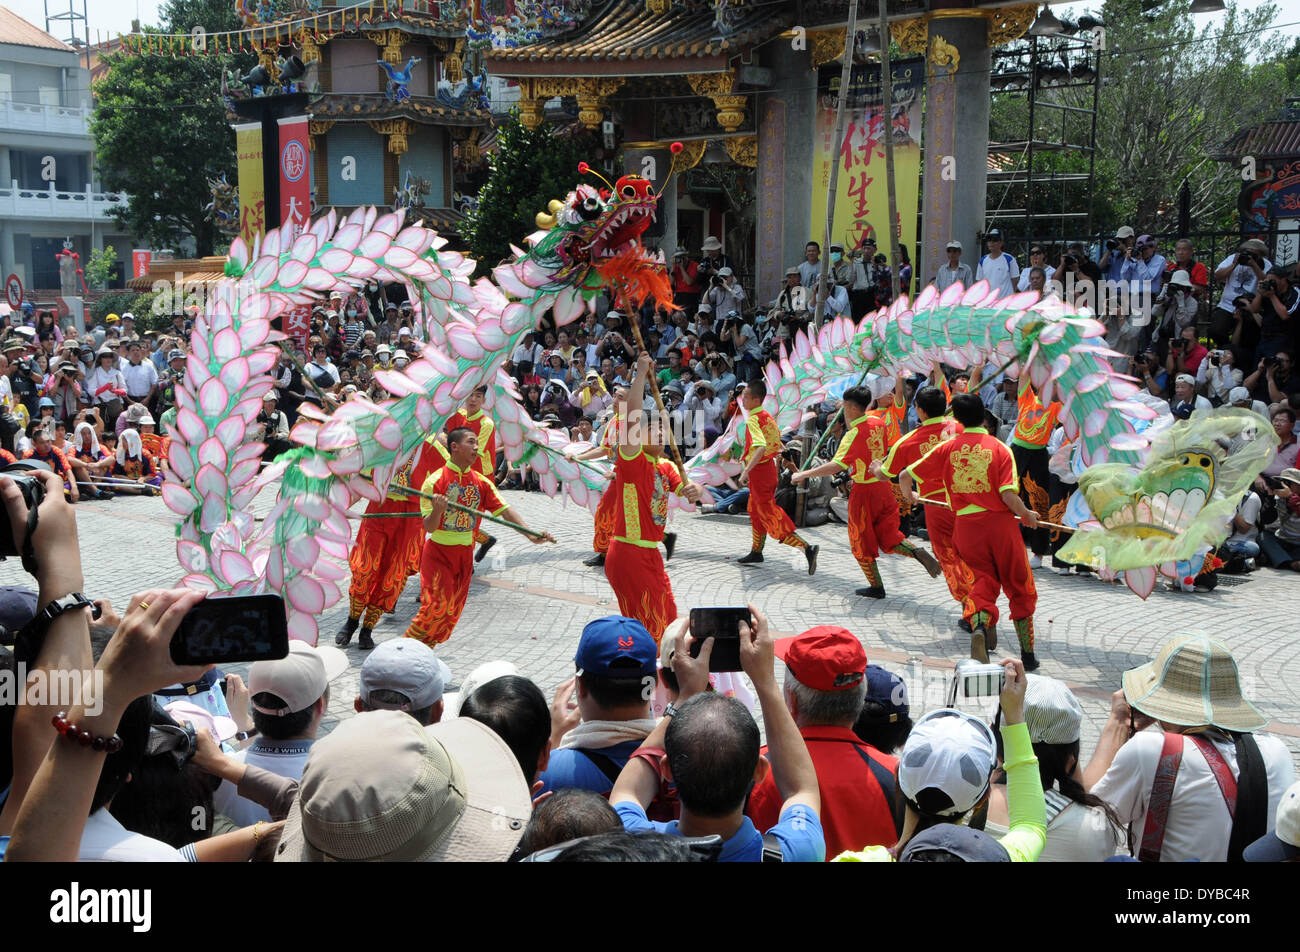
[615,801,826,862]
[536,739,643,796]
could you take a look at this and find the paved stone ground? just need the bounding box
[6,487,1297,771]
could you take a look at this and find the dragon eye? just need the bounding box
[621,185,636,198]
[1200,457,1211,468]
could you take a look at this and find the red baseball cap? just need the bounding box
[775,626,867,692]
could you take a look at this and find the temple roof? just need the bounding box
[310,93,490,127]
[484,0,792,76]
[1210,119,1300,162]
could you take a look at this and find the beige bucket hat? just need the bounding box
[1122,634,1266,731]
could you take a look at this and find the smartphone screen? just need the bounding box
[688,607,749,672]
[169,594,290,666]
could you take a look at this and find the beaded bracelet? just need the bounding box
[52,712,123,753]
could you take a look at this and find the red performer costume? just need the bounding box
[880,414,976,625]
[736,379,817,573]
[906,413,1040,668]
[446,386,499,559]
[604,447,686,644]
[590,412,625,559]
[403,430,553,647]
[336,441,440,649]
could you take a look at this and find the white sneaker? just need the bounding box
[1055,565,1072,576]
[1029,555,1043,569]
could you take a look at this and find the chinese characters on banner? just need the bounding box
[131,249,151,279]
[234,122,266,246]
[277,116,312,243]
[284,303,310,353]
[810,58,924,265]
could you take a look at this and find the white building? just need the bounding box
[0,6,133,295]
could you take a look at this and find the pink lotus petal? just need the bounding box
[176,540,208,573]
[291,233,319,262]
[194,462,228,498]
[212,327,241,362]
[181,573,220,594]
[217,550,255,585]
[162,482,199,516]
[228,458,261,488]
[1125,565,1158,600]
[197,436,228,471]
[333,223,363,251]
[276,259,308,289]
[168,444,196,480]
[174,408,207,446]
[1075,373,1108,393]
[373,417,402,450]
[286,535,320,570]
[1109,432,1150,452]
[286,611,319,646]
[216,416,245,450]
[198,377,230,417]
[199,494,227,534]
[304,267,338,290]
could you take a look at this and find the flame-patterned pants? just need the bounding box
[592,481,619,554]
[747,460,798,548]
[925,503,977,622]
[1012,442,1051,556]
[953,510,1037,627]
[605,539,678,644]
[848,481,905,561]
[347,503,424,621]
[404,540,474,647]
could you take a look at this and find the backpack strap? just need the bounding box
[1226,732,1269,863]
[1185,735,1237,820]
[761,832,784,863]
[576,748,624,791]
[849,742,906,836]
[1138,731,1186,862]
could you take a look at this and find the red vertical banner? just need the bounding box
[132,249,151,278]
[277,116,311,242]
[284,303,310,352]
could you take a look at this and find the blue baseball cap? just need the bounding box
[0,586,37,634]
[574,616,657,679]
[864,664,909,722]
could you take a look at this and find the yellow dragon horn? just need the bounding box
[534,198,565,230]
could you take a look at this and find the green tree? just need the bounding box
[461,118,596,270]
[83,245,117,289]
[90,0,253,256]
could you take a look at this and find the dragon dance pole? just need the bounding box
[619,281,688,480]
[918,496,1075,534]
[387,483,550,539]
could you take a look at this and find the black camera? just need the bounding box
[0,461,50,559]
[1064,254,1077,266]
[1263,279,1278,293]
[1106,239,1119,251]
[1238,251,1254,265]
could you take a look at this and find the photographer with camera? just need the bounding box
[1249,266,1299,361]
[43,357,85,426]
[720,310,761,383]
[1195,346,1242,405]
[1165,324,1208,382]
[669,247,702,318]
[1244,350,1300,406]
[1151,270,1200,356]
[1212,239,1272,345]
[1098,226,1135,283]
[703,267,745,325]
[1121,234,1168,308]
[682,377,723,434]
[3,339,40,422]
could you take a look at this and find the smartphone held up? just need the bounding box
[169,593,290,666]
[687,606,750,672]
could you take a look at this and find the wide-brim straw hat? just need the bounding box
[1122,634,1266,732]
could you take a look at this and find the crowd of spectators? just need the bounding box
[0,472,1293,863]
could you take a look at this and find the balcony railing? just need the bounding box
[0,99,93,137]
[0,181,128,221]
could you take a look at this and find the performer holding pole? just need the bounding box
[900,393,1042,670]
[735,379,819,573]
[337,440,442,650]
[604,353,704,643]
[792,385,940,597]
[873,385,978,632]
[402,427,555,647]
[445,384,501,564]
[566,387,630,568]
[1010,379,1062,569]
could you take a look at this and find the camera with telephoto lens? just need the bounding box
[1263,278,1277,294]
[1238,251,1254,266]
[1106,238,1120,251]
[0,460,50,559]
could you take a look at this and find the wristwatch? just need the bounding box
[664,702,679,718]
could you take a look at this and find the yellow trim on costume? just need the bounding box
[612,535,659,549]
[622,481,641,541]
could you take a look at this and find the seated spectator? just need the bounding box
[985,675,1125,862]
[458,674,553,785]
[746,626,902,856]
[610,607,825,861]
[1220,489,1263,571]
[1244,780,1300,862]
[534,616,658,796]
[274,711,531,862]
[1258,467,1300,571]
[1259,409,1299,479]
[212,640,349,827]
[1086,634,1296,861]
[1168,373,1211,419]
[516,789,622,858]
[21,420,77,502]
[853,664,913,756]
[834,660,1046,862]
[110,428,162,493]
[354,638,450,726]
